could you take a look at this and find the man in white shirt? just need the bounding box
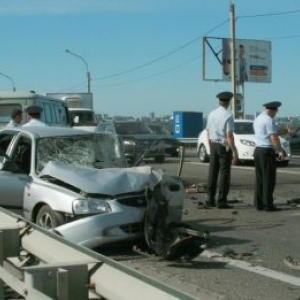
[4,108,23,129]
[23,106,47,127]
[253,101,283,211]
[205,91,238,209]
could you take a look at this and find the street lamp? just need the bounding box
[65,49,91,93]
[0,71,16,91]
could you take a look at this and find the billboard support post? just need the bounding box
[230,2,239,119]
[202,3,272,120]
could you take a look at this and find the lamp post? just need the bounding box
[65,49,91,93]
[0,72,16,91]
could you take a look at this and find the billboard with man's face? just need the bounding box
[222,38,272,83]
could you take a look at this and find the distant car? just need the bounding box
[146,123,181,157]
[287,127,300,155]
[197,119,291,165]
[96,120,179,164]
[0,127,185,248]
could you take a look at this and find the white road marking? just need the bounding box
[201,250,300,287]
[187,161,300,175]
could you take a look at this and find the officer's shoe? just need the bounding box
[217,203,233,209]
[202,201,216,209]
[265,206,281,212]
[256,206,265,211]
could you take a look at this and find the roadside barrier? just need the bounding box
[0,207,197,300]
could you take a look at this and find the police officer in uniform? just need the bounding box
[205,91,238,209]
[22,106,47,127]
[253,101,283,211]
[4,108,23,129]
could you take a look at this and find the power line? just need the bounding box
[238,9,300,19]
[60,8,300,92]
[93,9,300,83]
[92,55,201,88]
[268,34,300,41]
[56,81,85,93]
[93,19,229,81]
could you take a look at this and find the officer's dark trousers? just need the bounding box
[253,147,276,209]
[207,142,232,205]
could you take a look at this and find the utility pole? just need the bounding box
[229,1,237,119]
[230,1,245,119]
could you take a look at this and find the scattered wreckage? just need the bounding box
[0,126,209,260]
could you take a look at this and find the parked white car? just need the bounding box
[197,119,291,166]
[0,127,185,248]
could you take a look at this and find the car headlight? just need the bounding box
[240,139,256,147]
[123,139,136,146]
[73,199,111,215]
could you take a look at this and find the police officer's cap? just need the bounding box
[263,101,281,110]
[216,91,233,101]
[11,108,22,118]
[25,105,43,115]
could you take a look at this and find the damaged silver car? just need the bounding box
[0,127,186,249]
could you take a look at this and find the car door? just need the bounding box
[289,129,300,155]
[0,133,32,208]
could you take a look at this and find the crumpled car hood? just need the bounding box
[39,160,164,195]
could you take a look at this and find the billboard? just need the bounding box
[222,38,272,83]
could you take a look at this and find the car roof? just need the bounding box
[114,120,141,123]
[68,108,93,111]
[5,126,96,138]
[234,119,254,123]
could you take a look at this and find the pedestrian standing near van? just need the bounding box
[4,108,23,129]
[205,91,238,209]
[253,101,283,212]
[22,105,47,127]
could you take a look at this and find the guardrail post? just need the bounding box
[24,264,89,300]
[0,231,4,299]
[0,228,20,299]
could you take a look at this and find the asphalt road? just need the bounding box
[110,153,300,300]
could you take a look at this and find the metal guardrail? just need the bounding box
[177,138,198,145]
[0,207,198,300]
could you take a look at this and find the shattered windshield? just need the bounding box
[36,133,127,173]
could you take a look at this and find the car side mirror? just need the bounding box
[2,159,24,173]
[0,155,23,173]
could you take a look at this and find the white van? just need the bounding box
[45,93,98,132]
[68,108,98,132]
[0,91,69,129]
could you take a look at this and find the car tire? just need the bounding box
[198,145,209,163]
[155,155,165,163]
[36,205,64,229]
[171,152,179,157]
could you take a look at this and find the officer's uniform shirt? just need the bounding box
[4,120,21,129]
[22,119,47,128]
[206,106,234,141]
[253,111,278,148]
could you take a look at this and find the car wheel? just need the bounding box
[155,155,165,163]
[198,145,209,163]
[36,205,64,229]
[171,152,179,157]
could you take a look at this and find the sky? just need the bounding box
[0,0,299,118]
